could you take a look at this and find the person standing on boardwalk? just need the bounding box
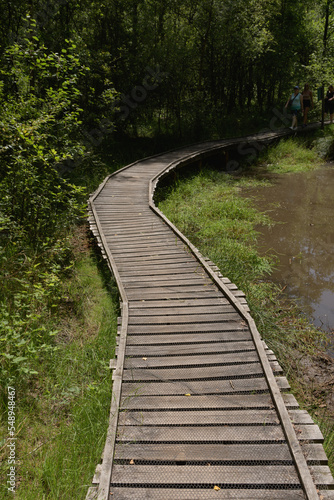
[325,85,334,123]
[285,85,303,130]
[301,83,313,127]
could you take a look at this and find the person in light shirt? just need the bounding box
[285,85,303,130]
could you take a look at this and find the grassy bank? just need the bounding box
[0,225,119,499]
[157,131,334,471]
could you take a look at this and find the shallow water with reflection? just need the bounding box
[244,164,334,355]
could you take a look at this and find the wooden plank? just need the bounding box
[119,261,200,272]
[297,425,324,442]
[110,247,190,257]
[123,278,215,288]
[129,297,231,308]
[127,313,242,324]
[127,321,247,335]
[309,466,334,488]
[276,376,290,390]
[116,250,198,260]
[318,493,334,499]
[123,340,255,356]
[114,442,294,462]
[108,487,306,499]
[101,228,169,236]
[127,284,229,295]
[119,393,277,411]
[106,238,183,249]
[119,263,203,274]
[129,304,236,315]
[123,351,260,369]
[122,363,273,381]
[120,377,269,396]
[109,236,178,246]
[116,424,287,443]
[125,330,252,345]
[101,226,169,235]
[125,289,233,300]
[118,258,199,268]
[99,222,162,230]
[114,442,327,464]
[118,409,312,427]
[118,393,298,412]
[121,268,208,278]
[120,376,289,396]
[110,464,301,485]
[288,410,315,424]
[94,209,152,216]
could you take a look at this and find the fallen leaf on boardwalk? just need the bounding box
[185,393,191,396]
[129,459,135,465]
[213,485,221,491]
[142,357,147,360]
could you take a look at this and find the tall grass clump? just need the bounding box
[256,137,322,173]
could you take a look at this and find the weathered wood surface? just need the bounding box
[86,134,334,500]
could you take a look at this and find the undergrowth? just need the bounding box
[0,225,118,499]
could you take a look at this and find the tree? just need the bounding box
[0,20,88,244]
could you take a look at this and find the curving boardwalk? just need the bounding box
[86,130,334,500]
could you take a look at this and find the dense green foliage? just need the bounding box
[0,22,88,389]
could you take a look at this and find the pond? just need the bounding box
[244,164,334,356]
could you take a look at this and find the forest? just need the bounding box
[1,1,334,496]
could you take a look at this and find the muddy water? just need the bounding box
[244,165,334,355]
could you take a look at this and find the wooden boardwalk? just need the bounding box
[86,131,334,500]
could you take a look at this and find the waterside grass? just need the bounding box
[257,136,322,173]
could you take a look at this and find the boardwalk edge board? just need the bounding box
[86,129,333,500]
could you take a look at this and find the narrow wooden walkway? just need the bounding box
[86,131,334,500]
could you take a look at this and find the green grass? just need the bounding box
[158,171,275,285]
[0,227,119,499]
[256,137,322,173]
